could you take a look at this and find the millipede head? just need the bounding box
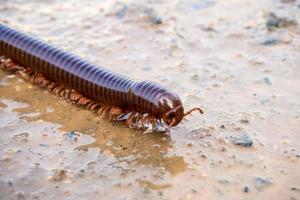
[162,104,184,127]
[158,93,185,127]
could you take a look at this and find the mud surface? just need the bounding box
[0,0,300,199]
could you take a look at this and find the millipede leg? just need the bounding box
[140,115,147,128]
[51,85,66,96]
[35,74,51,88]
[97,106,107,117]
[90,103,102,112]
[149,116,156,127]
[2,58,23,72]
[69,91,83,103]
[58,88,67,97]
[141,114,152,128]
[64,89,71,100]
[97,105,111,120]
[135,113,143,129]
[142,115,156,134]
[126,112,136,128]
[47,82,60,92]
[77,96,92,106]
[108,106,124,121]
[29,73,37,83]
[101,106,112,120]
[86,101,96,110]
[17,70,31,81]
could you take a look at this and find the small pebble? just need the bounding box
[243,186,250,193]
[239,118,250,124]
[12,132,29,142]
[48,169,67,181]
[65,131,79,141]
[191,74,199,80]
[115,5,128,19]
[263,76,272,85]
[266,12,297,30]
[8,181,13,187]
[39,144,49,147]
[188,0,215,10]
[230,134,253,147]
[143,187,151,194]
[255,177,272,191]
[46,106,54,113]
[262,38,279,46]
[187,143,193,147]
[291,187,300,191]
[16,191,25,200]
[217,177,230,184]
[141,66,152,71]
[143,7,162,24]
[220,146,227,152]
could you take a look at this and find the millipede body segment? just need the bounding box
[0,24,203,132]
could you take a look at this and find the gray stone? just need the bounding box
[230,134,253,147]
[255,177,272,191]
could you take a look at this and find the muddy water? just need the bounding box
[0,0,300,199]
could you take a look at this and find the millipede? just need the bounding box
[0,24,203,133]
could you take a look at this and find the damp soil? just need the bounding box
[0,0,300,199]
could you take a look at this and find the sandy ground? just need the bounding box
[0,0,300,199]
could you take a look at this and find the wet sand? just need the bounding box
[0,0,300,199]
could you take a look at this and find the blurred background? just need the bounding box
[0,0,299,199]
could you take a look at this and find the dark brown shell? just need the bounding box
[0,24,184,124]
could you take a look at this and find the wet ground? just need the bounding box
[0,0,300,199]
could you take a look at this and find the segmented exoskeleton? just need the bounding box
[0,24,203,133]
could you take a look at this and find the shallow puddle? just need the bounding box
[0,0,300,199]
